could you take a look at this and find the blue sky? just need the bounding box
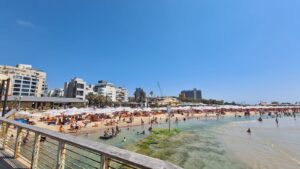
[1,0,300,103]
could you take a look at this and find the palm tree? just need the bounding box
[104,96,112,107]
[149,91,154,98]
[86,93,96,106]
[134,88,146,104]
[95,95,105,107]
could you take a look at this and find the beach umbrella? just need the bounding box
[62,109,80,116]
[28,113,43,118]
[16,111,30,116]
[44,110,62,116]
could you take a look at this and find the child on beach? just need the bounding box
[59,125,65,133]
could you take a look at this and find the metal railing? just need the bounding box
[0,116,182,169]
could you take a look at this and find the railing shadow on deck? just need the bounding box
[0,148,29,169]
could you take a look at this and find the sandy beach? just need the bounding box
[23,111,255,135]
[13,105,300,138]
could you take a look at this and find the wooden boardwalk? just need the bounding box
[0,149,28,169]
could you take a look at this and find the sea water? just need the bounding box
[80,115,300,169]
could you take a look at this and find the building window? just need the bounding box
[14,84,21,88]
[13,88,20,91]
[76,84,84,89]
[22,85,30,88]
[14,75,22,79]
[23,81,30,84]
[22,89,29,92]
[23,77,31,81]
[76,91,84,96]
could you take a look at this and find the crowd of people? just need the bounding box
[15,106,300,137]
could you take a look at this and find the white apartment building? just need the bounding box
[116,87,128,102]
[85,84,97,95]
[0,64,47,97]
[95,80,117,102]
[48,88,64,97]
[94,80,128,102]
[64,78,86,100]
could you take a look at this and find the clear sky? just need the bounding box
[1,0,300,103]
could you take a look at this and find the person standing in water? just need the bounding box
[293,112,296,119]
[275,118,279,127]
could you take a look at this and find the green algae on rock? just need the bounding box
[126,128,181,159]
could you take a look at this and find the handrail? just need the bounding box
[4,109,17,119]
[0,117,182,169]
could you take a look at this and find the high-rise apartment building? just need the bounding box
[48,88,64,97]
[116,87,128,102]
[180,88,202,100]
[0,64,47,97]
[94,80,128,102]
[85,84,97,95]
[94,80,117,102]
[64,78,86,100]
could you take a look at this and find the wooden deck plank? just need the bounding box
[0,149,28,169]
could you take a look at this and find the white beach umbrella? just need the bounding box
[62,108,79,116]
[142,108,152,112]
[16,111,30,115]
[44,110,62,116]
[29,113,43,117]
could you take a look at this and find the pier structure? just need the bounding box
[0,110,181,169]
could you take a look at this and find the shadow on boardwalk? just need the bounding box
[0,149,28,169]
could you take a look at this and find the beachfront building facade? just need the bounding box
[64,77,86,100]
[0,64,47,97]
[48,88,64,97]
[155,97,180,107]
[85,84,97,95]
[94,80,128,102]
[94,80,117,102]
[0,96,84,110]
[116,87,128,102]
[180,88,202,100]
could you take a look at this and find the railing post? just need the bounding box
[56,141,66,169]
[100,155,110,169]
[1,122,10,150]
[14,127,23,158]
[31,133,41,169]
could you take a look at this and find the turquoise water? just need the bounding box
[80,115,300,169]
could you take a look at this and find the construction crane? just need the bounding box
[157,82,163,97]
[157,81,172,133]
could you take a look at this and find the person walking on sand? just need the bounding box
[141,118,144,125]
[59,125,65,133]
[275,118,279,127]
